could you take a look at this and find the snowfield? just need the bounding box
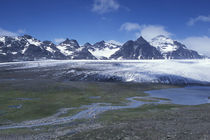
[0,59,210,85]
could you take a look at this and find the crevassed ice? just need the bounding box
[7,59,210,84]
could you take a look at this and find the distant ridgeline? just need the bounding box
[0,34,205,62]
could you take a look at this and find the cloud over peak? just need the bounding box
[92,0,120,14]
[107,40,122,45]
[120,22,141,32]
[182,36,210,56]
[0,28,18,36]
[54,38,65,44]
[120,22,172,41]
[139,25,172,41]
[187,15,210,26]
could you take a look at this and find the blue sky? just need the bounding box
[0,0,210,55]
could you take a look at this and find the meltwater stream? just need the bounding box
[0,86,210,130]
[0,96,166,130]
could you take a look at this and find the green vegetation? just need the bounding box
[0,127,38,136]
[0,79,178,124]
[98,104,183,123]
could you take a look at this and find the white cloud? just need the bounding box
[182,36,210,56]
[0,28,26,37]
[120,22,141,32]
[54,38,65,44]
[120,22,172,41]
[187,15,210,26]
[17,29,26,34]
[92,0,120,14]
[0,28,18,36]
[139,25,172,41]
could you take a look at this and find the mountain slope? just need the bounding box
[111,37,163,59]
[56,38,96,59]
[0,36,96,62]
[0,34,205,62]
[86,41,121,59]
[150,35,202,59]
[0,35,55,62]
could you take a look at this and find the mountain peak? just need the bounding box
[23,34,33,39]
[61,38,79,46]
[93,40,106,48]
[136,36,146,41]
[107,40,122,46]
[155,35,168,38]
[97,40,105,44]
[43,40,53,45]
[137,36,144,40]
[84,42,92,47]
[150,35,178,55]
[62,38,71,44]
[136,36,148,44]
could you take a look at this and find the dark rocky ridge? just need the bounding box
[111,37,164,59]
[169,41,202,59]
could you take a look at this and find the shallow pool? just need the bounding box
[145,86,210,105]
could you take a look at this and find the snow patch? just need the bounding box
[0,52,6,55]
[89,47,120,59]
[46,47,56,53]
[26,39,42,46]
[22,47,27,54]
[0,36,5,44]
[56,45,73,56]
[11,52,18,55]
[89,42,120,59]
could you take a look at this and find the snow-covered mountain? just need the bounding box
[56,39,96,59]
[56,39,80,57]
[150,35,202,59]
[85,41,121,59]
[0,35,96,62]
[150,35,178,54]
[110,37,163,59]
[0,35,60,62]
[0,34,205,62]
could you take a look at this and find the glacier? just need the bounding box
[0,59,210,85]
